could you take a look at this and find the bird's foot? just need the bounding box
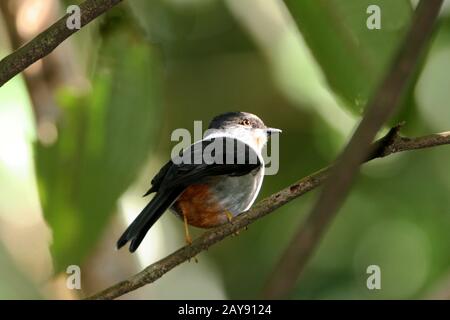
[185,233,193,246]
[225,211,240,236]
[225,211,233,223]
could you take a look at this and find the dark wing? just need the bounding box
[117,136,261,252]
[158,137,261,190]
[144,137,261,193]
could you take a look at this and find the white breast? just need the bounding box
[208,164,264,218]
[203,130,266,218]
[172,129,266,222]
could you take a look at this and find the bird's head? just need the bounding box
[207,112,281,151]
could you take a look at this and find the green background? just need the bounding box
[1,0,450,299]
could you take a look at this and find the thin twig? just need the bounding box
[263,0,444,299]
[86,129,450,300]
[0,0,123,87]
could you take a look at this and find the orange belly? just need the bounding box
[173,184,225,228]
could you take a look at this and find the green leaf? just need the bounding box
[284,0,412,112]
[128,0,253,58]
[35,29,162,272]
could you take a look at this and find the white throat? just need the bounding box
[204,127,267,155]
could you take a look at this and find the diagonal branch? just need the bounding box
[263,0,444,299]
[0,0,123,87]
[86,128,450,300]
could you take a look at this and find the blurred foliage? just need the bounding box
[1,0,450,299]
[34,14,162,272]
[285,0,412,113]
[416,18,450,132]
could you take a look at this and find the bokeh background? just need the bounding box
[1,0,450,299]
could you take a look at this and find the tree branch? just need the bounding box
[262,0,444,299]
[0,0,123,87]
[86,128,450,300]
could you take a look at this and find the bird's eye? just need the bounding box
[240,119,251,126]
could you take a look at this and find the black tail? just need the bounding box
[117,189,181,252]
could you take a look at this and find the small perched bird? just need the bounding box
[117,112,281,252]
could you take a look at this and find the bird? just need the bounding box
[117,111,281,252]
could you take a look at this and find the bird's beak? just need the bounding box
[266,127,282,136]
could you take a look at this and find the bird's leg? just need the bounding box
[178,202,197,262]
[225,211,240,236]
[183,213,198,262]
[177,201,193,245]
[183,213,193,245]
[185,216,200,263]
